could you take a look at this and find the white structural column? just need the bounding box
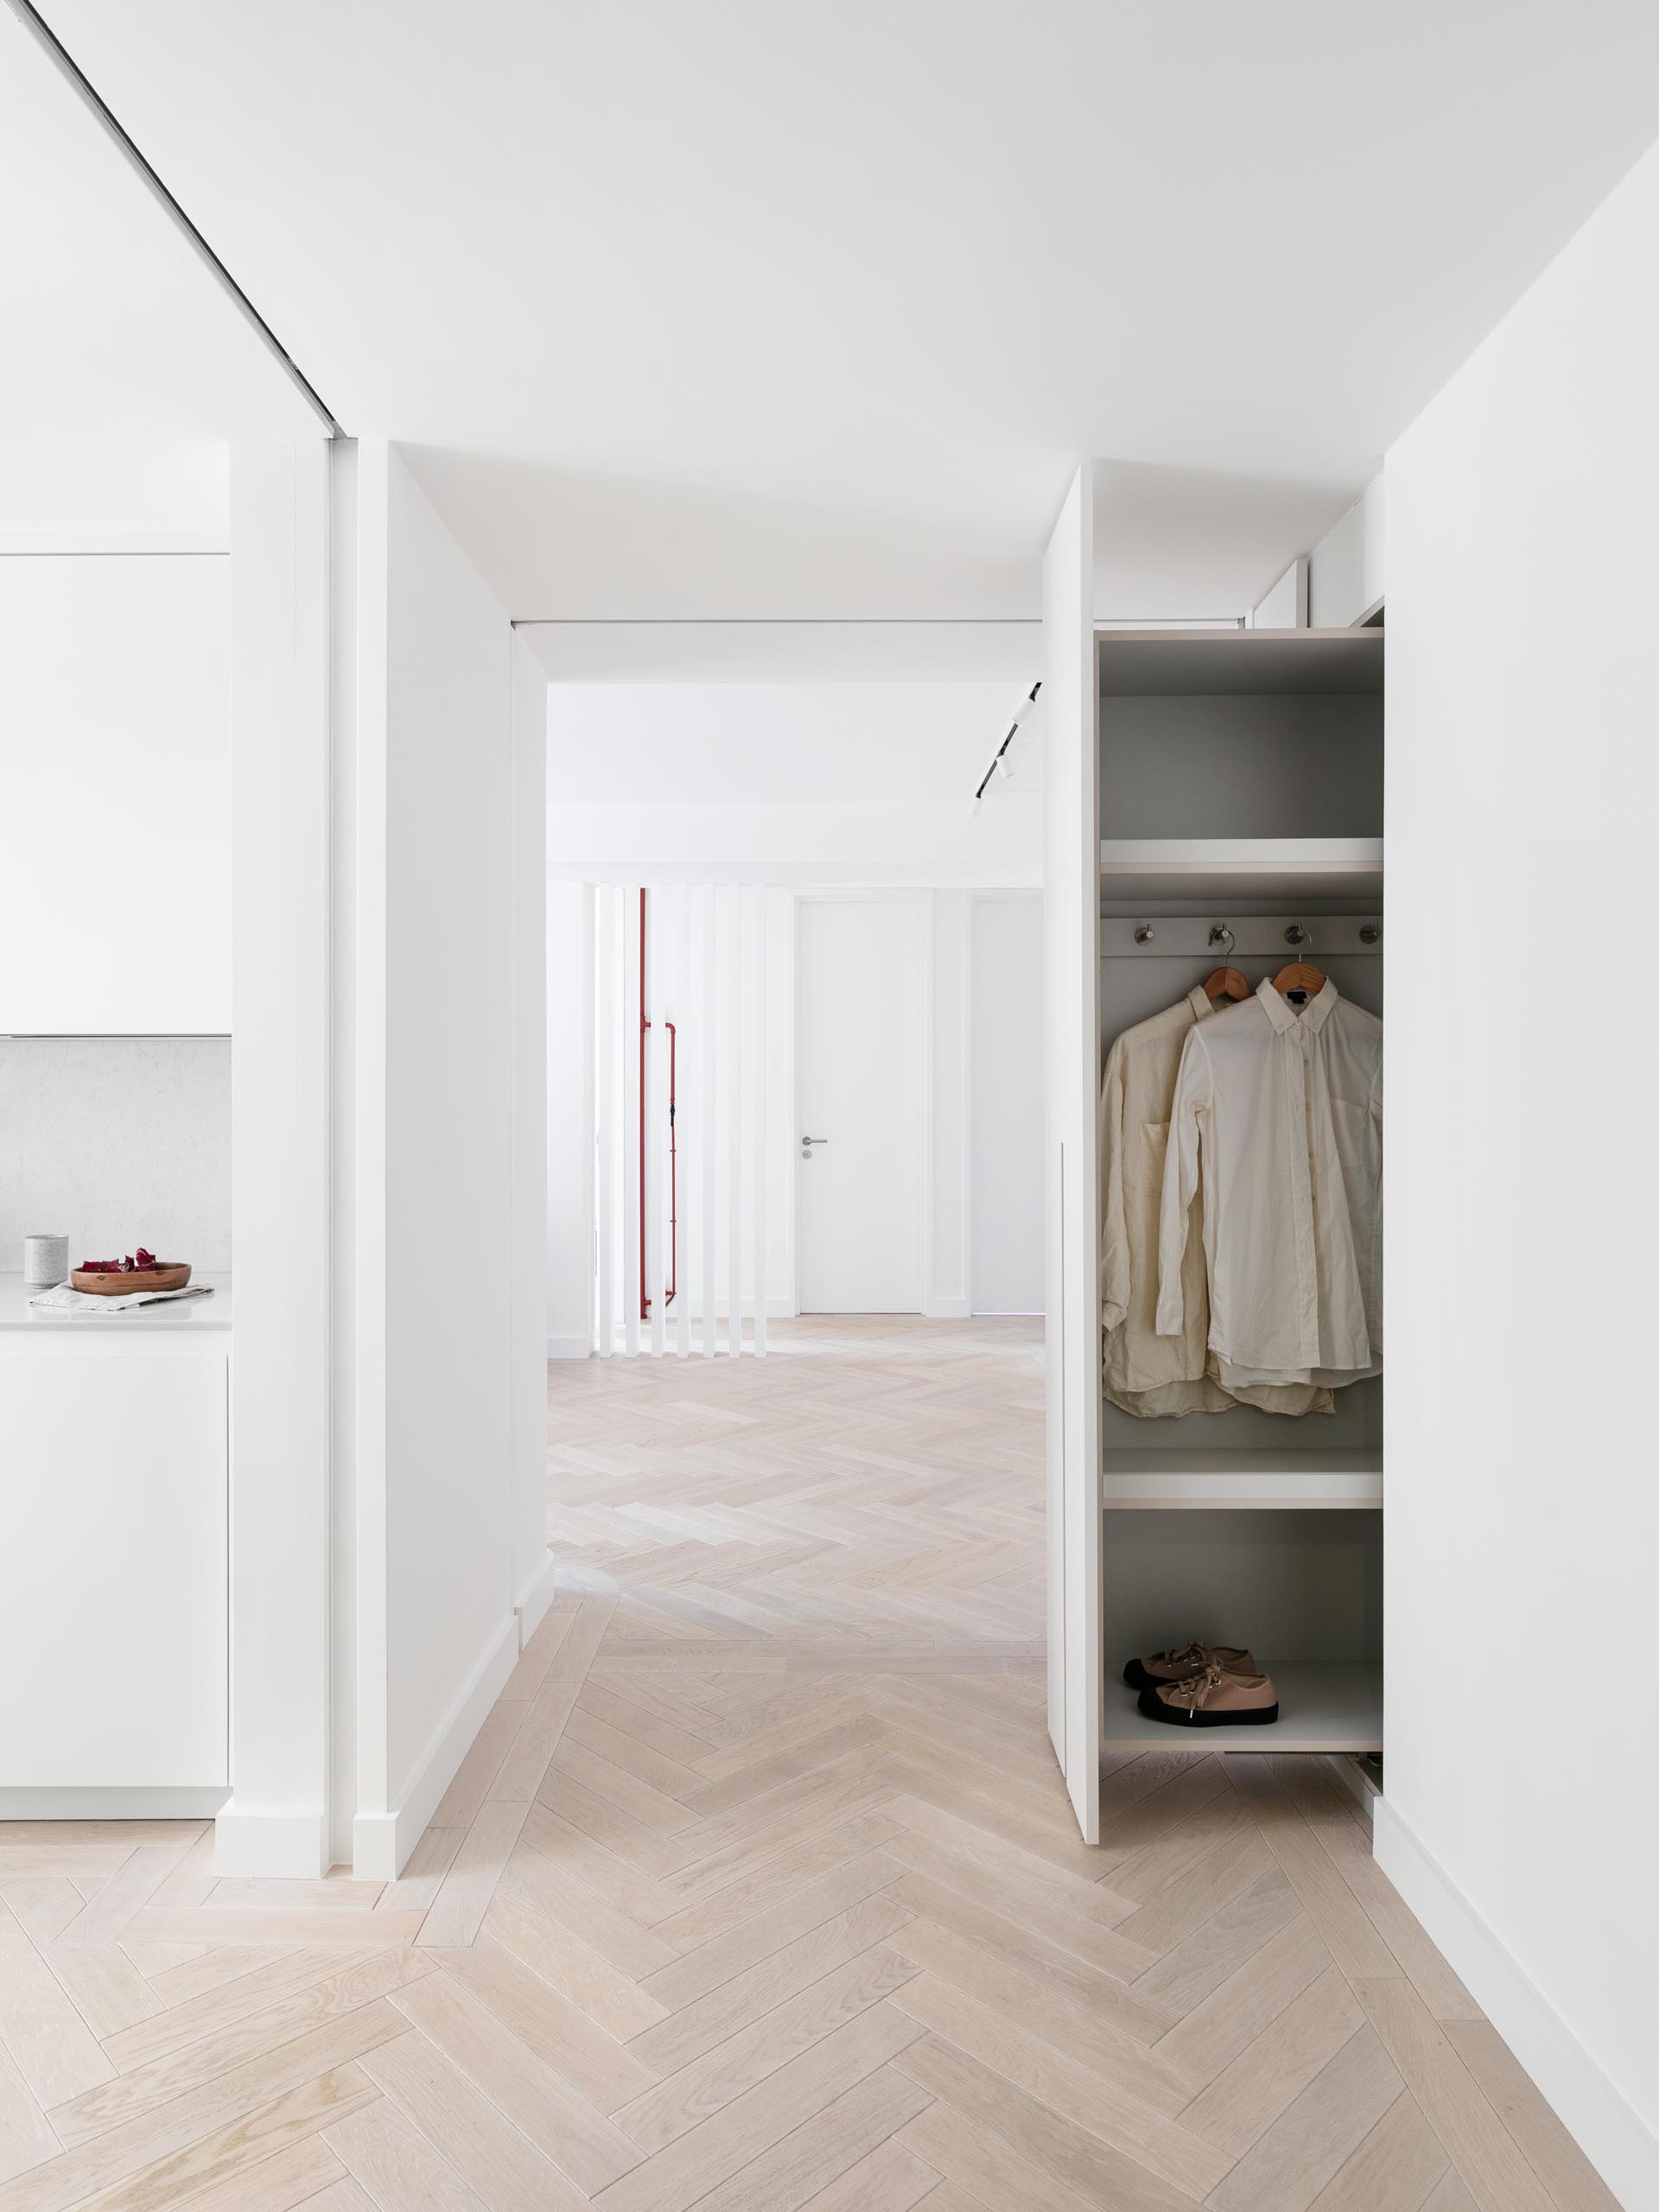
[621,886,641,1355]
[701,885,719,1357]
[645,887,666,1357]
[594,886,617,1357]
[222,438,334,1878]
[750,883,768,1356]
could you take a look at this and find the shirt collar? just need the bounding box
[1186,984,1212,1020]
[1255,976,1341,1033]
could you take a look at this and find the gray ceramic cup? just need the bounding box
[23,1235,69,1287]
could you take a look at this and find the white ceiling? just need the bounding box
[0,10,316,535]
[35,2,1659,609]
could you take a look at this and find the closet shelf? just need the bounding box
[1102,1449,1382,1510]
[1098,836,1382,905]
[1103,1662,1382,1754]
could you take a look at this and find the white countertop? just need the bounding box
[0,1273,232,1331]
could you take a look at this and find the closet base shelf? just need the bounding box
[1102,1662,1382,1754]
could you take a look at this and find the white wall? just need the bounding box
[1308,478,1384,629]
[349,442,527,1875]
[969,895,1044,1313]
[510,634,553,1627]
[1,552,231,1034]
[546,681,1041,888]
[1381,142,1659,2209]
[0,1039,230,1271]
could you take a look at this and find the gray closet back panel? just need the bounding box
[1100,693,1382,837]
[1102,1510,1382,1663]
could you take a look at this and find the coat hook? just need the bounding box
[1207,924,1234,950]
[1284,923,1309,947]
[1134,924,1155,944]
[1359,923,1381,944]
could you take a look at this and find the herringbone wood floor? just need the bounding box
[0,1318,1621,2209]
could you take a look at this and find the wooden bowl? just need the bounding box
[71,1264,192,1297]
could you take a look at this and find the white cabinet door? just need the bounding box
[0,1342,228,1785]
[797,897,925,1313]
[1043,468,1103,1843]
[0,555,231,1034]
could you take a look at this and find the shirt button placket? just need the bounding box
[1288,1031,1318,1363]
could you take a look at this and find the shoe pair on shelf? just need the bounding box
[1122,1640,1280,1726]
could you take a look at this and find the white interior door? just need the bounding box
[1043,467,1103,1844]
[797,897,925,1313]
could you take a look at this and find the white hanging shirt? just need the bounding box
[1101,986,1332,1419]
[1156,978,1382,1377]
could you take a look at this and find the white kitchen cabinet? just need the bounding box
[0,553,231,1035]
[0,1315,228,1793]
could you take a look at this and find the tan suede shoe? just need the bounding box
[1138,1659,1279,1727]
[1122,1641,1257,1694]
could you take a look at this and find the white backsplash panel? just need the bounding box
[0,1039,231,1274]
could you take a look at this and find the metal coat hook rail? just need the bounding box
[1103,914,1384,959]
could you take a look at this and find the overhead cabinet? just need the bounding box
[0,555,231,1035]
[1043,467,1385,1834]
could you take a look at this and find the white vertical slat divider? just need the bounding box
[701,884,719,1357]
[601,875,619,1344]
[645,887,666,1357]
[726,882,743,1358]
[621,885,641,1356]
[751,884,767,1357]
[674,882,692,1357]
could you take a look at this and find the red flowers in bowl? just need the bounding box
[78,1248,161,1274]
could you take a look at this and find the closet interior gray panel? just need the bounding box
[1101,1510,1382,1664]
[1100,692,1382,838]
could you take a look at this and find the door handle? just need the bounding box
[800,1135,829,1155]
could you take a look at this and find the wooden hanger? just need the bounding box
[1202,967,1251,1002]
[1272,959,1327,1003]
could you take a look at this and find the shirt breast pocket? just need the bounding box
[1330,1097,1380,1179]
[1140,1120,1172,1197]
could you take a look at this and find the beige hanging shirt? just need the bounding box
[1101,988,1331,1419]
[1157,977,1382,1382]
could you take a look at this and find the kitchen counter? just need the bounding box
[0,1271,232,1330]
[1,1268,231,1811]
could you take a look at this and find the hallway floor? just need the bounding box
[0,1319,1618,2209]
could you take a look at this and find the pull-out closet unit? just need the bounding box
[1042,466,1384,1841]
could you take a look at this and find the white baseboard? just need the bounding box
[1322,1753,1376,1821]
[0,1787,231,1821]
[353,1614,519,1881]
[1374,1799,1658,2209]
[212,1802,328,1878]
[924,1296,973,1319]
[546,1334,591,1359]
[669,1299,796,1321]
[515,1549,560,1644]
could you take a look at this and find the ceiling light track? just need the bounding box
[969,681,1040,815]
[5,0,344,439]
